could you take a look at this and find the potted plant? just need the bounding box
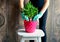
[22,2,38,33]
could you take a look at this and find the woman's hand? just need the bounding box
[21,12,29,21]
[33,12,43,21]
[33,0,49,21]
[21,12,43,21]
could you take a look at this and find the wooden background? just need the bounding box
[46,0,60,42]
[0,0,19,42]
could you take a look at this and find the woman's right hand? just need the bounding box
[21,12,29,21]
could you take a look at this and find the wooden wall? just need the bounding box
[46,0,60,42]
[0,0,19,42]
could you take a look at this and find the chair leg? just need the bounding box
[20,38,24,42]
[36,40,38,42]
[38,37,41,42]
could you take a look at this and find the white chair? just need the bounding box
[17,29,45,42]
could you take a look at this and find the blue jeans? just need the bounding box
[30,10,48,42]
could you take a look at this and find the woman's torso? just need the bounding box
[30,0,44,8]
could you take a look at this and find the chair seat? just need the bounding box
[17,29,45,37]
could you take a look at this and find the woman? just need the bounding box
[19,0,49,42]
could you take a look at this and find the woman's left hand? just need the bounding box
[33,12,43,21]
